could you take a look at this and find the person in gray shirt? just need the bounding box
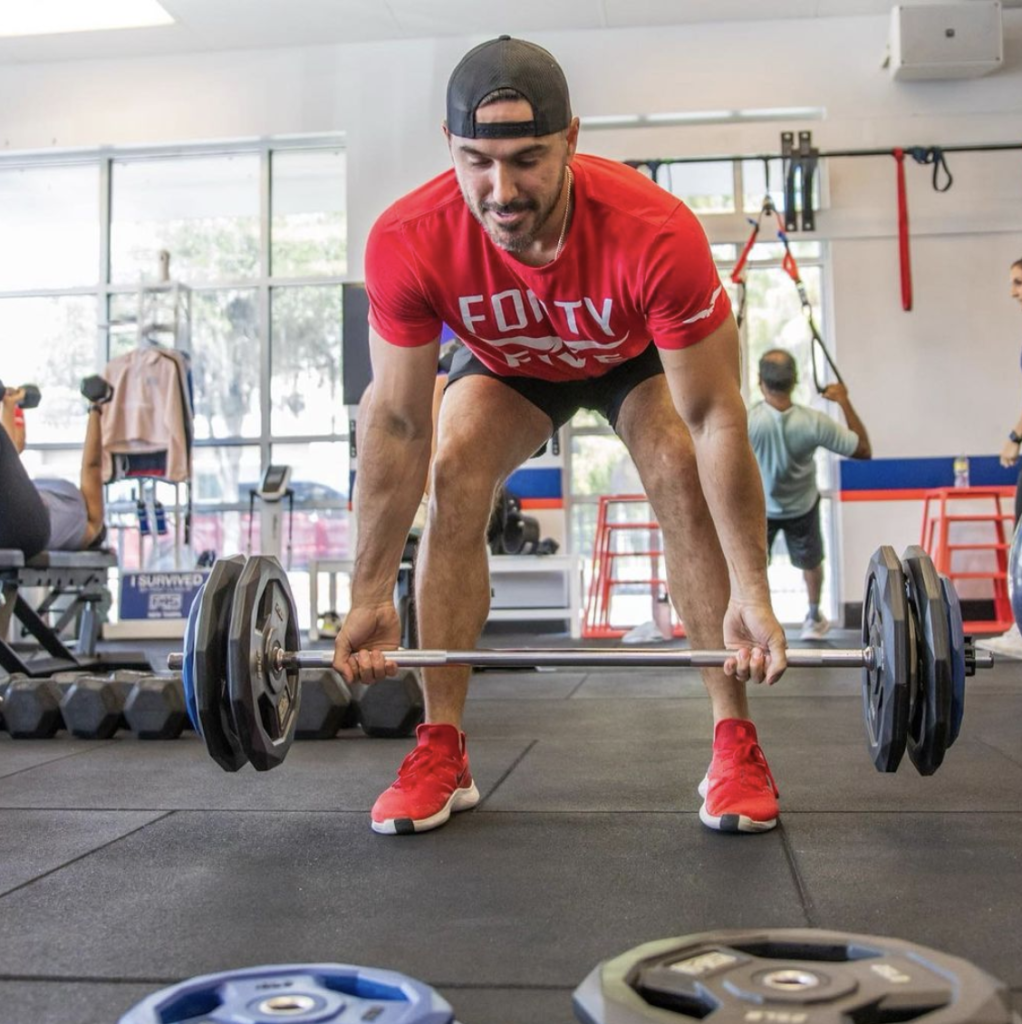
[747,349,871,640]
[0,380,109,556]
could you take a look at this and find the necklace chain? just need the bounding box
[553,166,573,263]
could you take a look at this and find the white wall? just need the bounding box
[3,13,1021,607]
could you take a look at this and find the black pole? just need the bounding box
[627,141,1022,168]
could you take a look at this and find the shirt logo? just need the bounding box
[458,288,626,370]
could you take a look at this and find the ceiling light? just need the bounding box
[581,107,825,130]
[0,0,174,38]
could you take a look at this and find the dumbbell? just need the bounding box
[1,679,63,738]
[294,669,357,739]
[0,380,41,409]
[60,676,126,739]
[123,676,188,739]
[293,668,423,740]
[355,669,425,738]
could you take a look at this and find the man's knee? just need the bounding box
[427,449,501,536]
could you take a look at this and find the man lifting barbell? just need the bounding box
[333,35,790,837]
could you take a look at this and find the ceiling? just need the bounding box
[0,0,1015,64]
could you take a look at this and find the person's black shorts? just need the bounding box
[767,498,824,571]
[445,341,664,432]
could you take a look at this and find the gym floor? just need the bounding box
[1,629,1020,1024]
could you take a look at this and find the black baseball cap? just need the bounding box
[446,35,572,140]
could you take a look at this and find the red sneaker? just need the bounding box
[371,723,480,835]
[698,719,779,833]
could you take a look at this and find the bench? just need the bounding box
[0,548,151,678]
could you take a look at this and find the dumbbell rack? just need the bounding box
[920,486,1015,634]
[582,494,686,640]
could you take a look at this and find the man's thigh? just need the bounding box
[779,501,824,570]
[437,372,557,484]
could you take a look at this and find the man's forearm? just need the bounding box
[837,398,870,450]
[690,422,771,600]
[352,417,431,605]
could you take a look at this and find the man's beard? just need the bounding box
[465,167,567,254]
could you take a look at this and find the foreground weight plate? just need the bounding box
[227,555,301,771]
[194,556,249,772]
[861,546,911,772]
[940,574,966,748]
[573,928,1017,1024]
[118,962,458,1024]
[181,583,204,732]
[902,546,953,776]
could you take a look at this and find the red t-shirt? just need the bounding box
[365,153,731,382]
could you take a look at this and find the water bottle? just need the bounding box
[136,500,150,536]
[953,455,970,489]
[154,501,168,535]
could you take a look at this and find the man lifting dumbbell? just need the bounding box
[333,36,787,836]
[0,375,113,557]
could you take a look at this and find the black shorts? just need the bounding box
[767,498,824,571]
[445,341,664,432]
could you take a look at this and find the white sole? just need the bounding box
[697,773,777,833]
[371,781,480,836]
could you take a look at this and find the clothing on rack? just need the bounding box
[101,346,193,484]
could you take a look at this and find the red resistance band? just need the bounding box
[893,148,912,312]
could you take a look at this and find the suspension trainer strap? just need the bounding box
[893,148,913,312]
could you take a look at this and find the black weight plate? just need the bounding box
[902,546,953,776]
[573,928,1016,1024]
[193,556,249,772]
[227,556,301,771]
[940,574,966,748]
[861,546,911,772]
[118,962,458,1024]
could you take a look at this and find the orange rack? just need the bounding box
[582,495,686,640]
[920,486,1015,634]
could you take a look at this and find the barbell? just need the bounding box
[167,544,992,776]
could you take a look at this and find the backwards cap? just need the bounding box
[446,35,572,140]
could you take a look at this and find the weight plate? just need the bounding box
[227,555,301,771]
[117,962,458,1024]
[573,928,1017,1024]
[194,556,249,772]
[940,574,966,748]
[861,546,911,772]
[902,546,953,776]
[181,583,204,732]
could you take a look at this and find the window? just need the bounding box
[2,138,351,600]
[0,163,100,290]
[271,149,346,278]
[270,285,344,437]
[0,295,98,444]
[110,153,261,284]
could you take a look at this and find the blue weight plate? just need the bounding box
[181,582,204,733]
[940,574,966,747]
[117,962,457,1024]
[194,555,249,772]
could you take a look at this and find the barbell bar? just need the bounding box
[169,645,992,673]
[166,546,994,776]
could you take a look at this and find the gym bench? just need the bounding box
[0,548,151,678]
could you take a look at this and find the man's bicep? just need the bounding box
[367,328,440,436]
[656,317,743,428]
